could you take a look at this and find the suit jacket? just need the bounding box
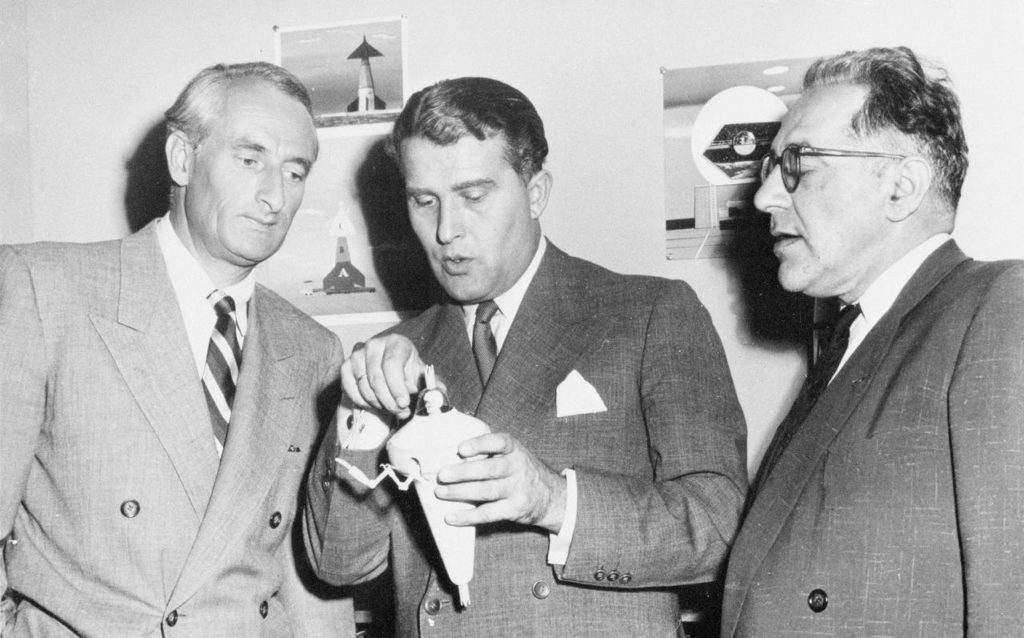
[0,222,349,637]
[722,241,1024,637]
[306,243,748,637]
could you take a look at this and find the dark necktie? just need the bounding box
[472,300,499,385]
[202,290,242,450]
[751,303,862,495]
[803,303,862,405]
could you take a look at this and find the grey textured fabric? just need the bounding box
[723,241,1024,637]
[0,221,349,637]
[307,242,748,637]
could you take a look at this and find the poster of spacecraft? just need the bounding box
[275,17,406,128]
[254,123,439,320]
[663,57,816,259]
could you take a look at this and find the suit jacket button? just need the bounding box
[269,512,282,529]
[531,581,550,599]
[120,500,140,518]
[594,568,606,581]
[259,600,269,618]
[166,610,178,626]
[607,570,620,582]
[424,598,441,615]
[620,572,632,584]
[807,589,828,613]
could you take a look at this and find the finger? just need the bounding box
[436,454,510,485]
[340,345,376,410]
[443,499,515,527]
[379,335,426,418]
[360,337,403,415]
[457,432,514,459]
[435,474,509,502]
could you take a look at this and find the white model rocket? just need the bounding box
[336,366,489,608]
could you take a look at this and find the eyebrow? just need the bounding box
[405,178,495,197]
[234,140,312,173]
[451,178,495,191]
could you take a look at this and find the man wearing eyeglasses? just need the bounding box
[721,46,1024,636]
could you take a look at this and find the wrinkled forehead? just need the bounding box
[775,84,868,148]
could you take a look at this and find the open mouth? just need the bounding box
[440,254,470,275]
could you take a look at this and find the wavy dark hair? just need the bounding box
[386,77,548,181]
[805,46,968,209]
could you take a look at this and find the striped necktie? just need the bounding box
[202,290,242,452]
[472,300,500,385]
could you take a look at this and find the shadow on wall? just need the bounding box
[124,119,171,232]
[719,213,813,350]
[353,137,441,312]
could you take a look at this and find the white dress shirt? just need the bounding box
[836,233,952,376]
[155,215,255,454]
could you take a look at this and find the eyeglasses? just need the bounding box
[760,144,907,193]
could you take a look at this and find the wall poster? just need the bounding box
[260,17,439,332]
[663,57,816,260]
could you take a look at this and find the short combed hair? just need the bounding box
[804,46,968,209]
[386,77,548,181]
[164,61,316,153]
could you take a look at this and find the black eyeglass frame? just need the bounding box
[760,144,908,193]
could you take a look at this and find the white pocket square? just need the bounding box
[556,369,607,418]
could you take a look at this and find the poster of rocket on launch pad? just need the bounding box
[257,17,439,324]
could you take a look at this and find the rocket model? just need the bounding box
[336,366,488,608]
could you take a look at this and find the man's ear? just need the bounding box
[527,169,552,220]
[886,156,932,222]
[165,130,194,187]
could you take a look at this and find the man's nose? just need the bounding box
[436,204,464,244]
[753,166,790,218]
[257,170,285,212]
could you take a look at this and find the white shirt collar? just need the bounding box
[156,215,256,369]
[462,236,547,350]
[838,233,951,371]
[851,233,951,327]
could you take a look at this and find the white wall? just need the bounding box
[3,0,1023,476]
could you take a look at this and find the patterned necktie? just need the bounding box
[202,290,242,450]
[751,303,862,495]
[472,300,500,385]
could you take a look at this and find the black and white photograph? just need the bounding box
[276,17,405,128]
[2,3,1022,637]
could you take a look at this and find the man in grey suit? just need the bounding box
[1,62,348,636]
[304,76,748,636]
[722,47,1024,636]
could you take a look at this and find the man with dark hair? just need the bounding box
[304,76,748,636]
[0,62,347,635]
[721,46,1024,636]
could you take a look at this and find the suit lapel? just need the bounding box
[408,303,481,413]
[476,245,611,433]
[90,224,218,520]
[168,287,306,608]
[724,240,971,634]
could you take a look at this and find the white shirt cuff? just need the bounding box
[546,468,577,565]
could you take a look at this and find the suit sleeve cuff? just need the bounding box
[547,468,577,565]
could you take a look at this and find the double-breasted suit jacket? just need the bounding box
[306,243,748,637]
[722,241,1024,637]
[0,222,344,637]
